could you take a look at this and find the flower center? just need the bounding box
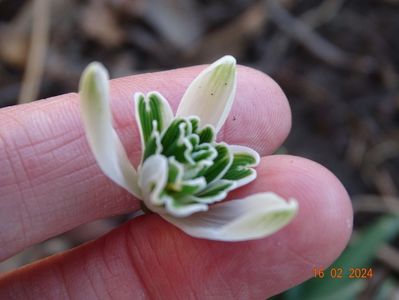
[138,113,258,218]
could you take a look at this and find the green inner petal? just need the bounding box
[137,93,169,143]
[223,152,258,182]
[167,157,183,185]
[189,116,200,133]
[137,94,152,144]
[195,179,234,198]
[198,125,215,144]
[142,124,162,161]
[166,178,206,198]
[135,96,261,216]
[161,119,187,154]
[200,143,233,183]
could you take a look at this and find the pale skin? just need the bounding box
[0,65,353,299]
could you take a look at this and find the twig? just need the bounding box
[373,169,399,196]
[301,0,345,27]
[18,0,50,104]
[361,141,399,195]
[185,0,268,62]
[352,194,399,214]
[265,0,354,69]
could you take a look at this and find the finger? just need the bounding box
[0,156,353,299]
[0,65,291,260]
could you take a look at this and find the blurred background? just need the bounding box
[0,0,398,298]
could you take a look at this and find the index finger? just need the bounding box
[0,65,292,260]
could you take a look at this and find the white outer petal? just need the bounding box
[138,154,168,206]
[176,55,237,133]
[161,192,298,241]
[79,62,141,198]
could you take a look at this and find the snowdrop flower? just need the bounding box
[79,56,298,241]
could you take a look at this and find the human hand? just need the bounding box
[0,65,353,299]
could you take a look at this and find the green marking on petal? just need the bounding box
[182,163,208,180]
[223,145,260,188]
[161,119,197,165]
[195,179,234,200]
[167,157,183,185]
[189,116,200,133]
[223,168,255,181]
[164,196,208,217]
[200,143,233,183]
[148,92,174,133]
[209,62,235,92]
[233,153,258,166]
[223,153,257,180]
[135,92,173,163]
[198,125,215,144]
[161,118,186,152]
[188,134,200,149]
[191,143,217,162]
[136,93,152,144]
[167,177,207,198]
[142,122,163,161]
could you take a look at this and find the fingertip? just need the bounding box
[263,155,353,265]
[231,155,353,268]
[222,65,292,155]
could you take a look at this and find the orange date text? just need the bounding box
[312,267,373,279]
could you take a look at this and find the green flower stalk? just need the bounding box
[79,56,298,241]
